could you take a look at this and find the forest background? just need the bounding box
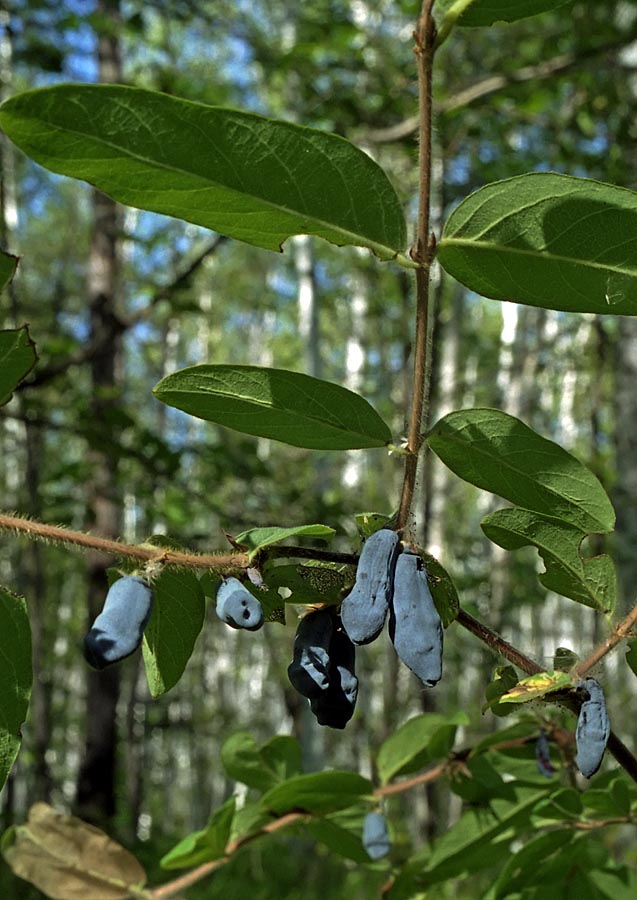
[2,0,637,897]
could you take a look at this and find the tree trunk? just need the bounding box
[75,0,124,825]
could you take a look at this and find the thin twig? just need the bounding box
[397,0,437,535]
[575,600,637,678]
[0,512,247,572]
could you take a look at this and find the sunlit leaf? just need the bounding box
[377,712,468,784]
[482,508,616,613]
[0,84,407,259]
[234,524,335,554]
[142,569,205,697]
[499,670,573,704]
[437,174,637,314]
[427,408,615,534]
[154,364,392,450]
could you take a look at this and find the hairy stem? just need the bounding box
[397,0,437,535]
[0,512,247,573]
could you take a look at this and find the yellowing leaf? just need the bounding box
[2,803,147,900]
[499,671,573,705]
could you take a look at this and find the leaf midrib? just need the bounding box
[22,114,402,256]
[439,237,637,278]
[157,383,375,439]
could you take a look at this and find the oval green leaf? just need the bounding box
[0,84,407,259]
[377,712,468,784]
[482,507,616,613]
[0,588,32,792]
[260,771,372,815]
[0,326,37,407]
[427,408,615,534]
[234,524,335,553]
[141,569,205,698]
[160,797,235,870]
[437,174,637,314]
[153,364,392,450]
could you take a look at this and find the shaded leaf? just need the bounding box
[499,670,573,704]
[306,817,370,864]
[0,588,32,792]
[154,364,392,450]
[0,84,407,258]
[483,665,519,717]
[261,562,346,611]
[377,712,468,784]
[1,803,146,900]
[234,524,335,554]
[482,508,616,613]
[421,551,460,627]
[493,829,575,899]
[437,174,637,315]
[0,327,37,407]
[160,797,235,869]
[0,251,18,292]
[260,771,372,815]
[141,569,205,697]
[533,787,583,822]
[625,640,637,679]
[427,409,615,534]
[221,732,303,792]
[449,756,515,803]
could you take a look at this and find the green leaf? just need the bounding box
[0,588,32,792]
[377,712,468,784]
[153,364,392,450]
[533,787,583,822]
[402,784,549,887]
[421,552,460,627]
[483,665,519,717]
[354,512,391,539]
[0,251,18,292]
[306,817,370,864]
[221,732,303,792]
[260,771,372,815]
[449,756,515,803]
[160,797,235,869]
[141,569,205,697]
[234,524,335,553]
[427,409,615,534]
[437,0,573,28]
[471,720,538,755]
[493,829,575,899]
[2,803,146,900]
[260,563,347,612]
[437,174,637,315]
[625,640,637,679]
[499,670,573,704]
[0,327,37,406]
[0,84,407,259]
[482,508,616,613]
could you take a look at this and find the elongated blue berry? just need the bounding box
[389,549,442,687]
[575,678,610,778]
[362,811,390,860]
[341,529,400,645]
[84,575,154,670]
[310,620,358,729]
[216,577,264,631]
[288,608,333,699]
[535,729,555,778]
